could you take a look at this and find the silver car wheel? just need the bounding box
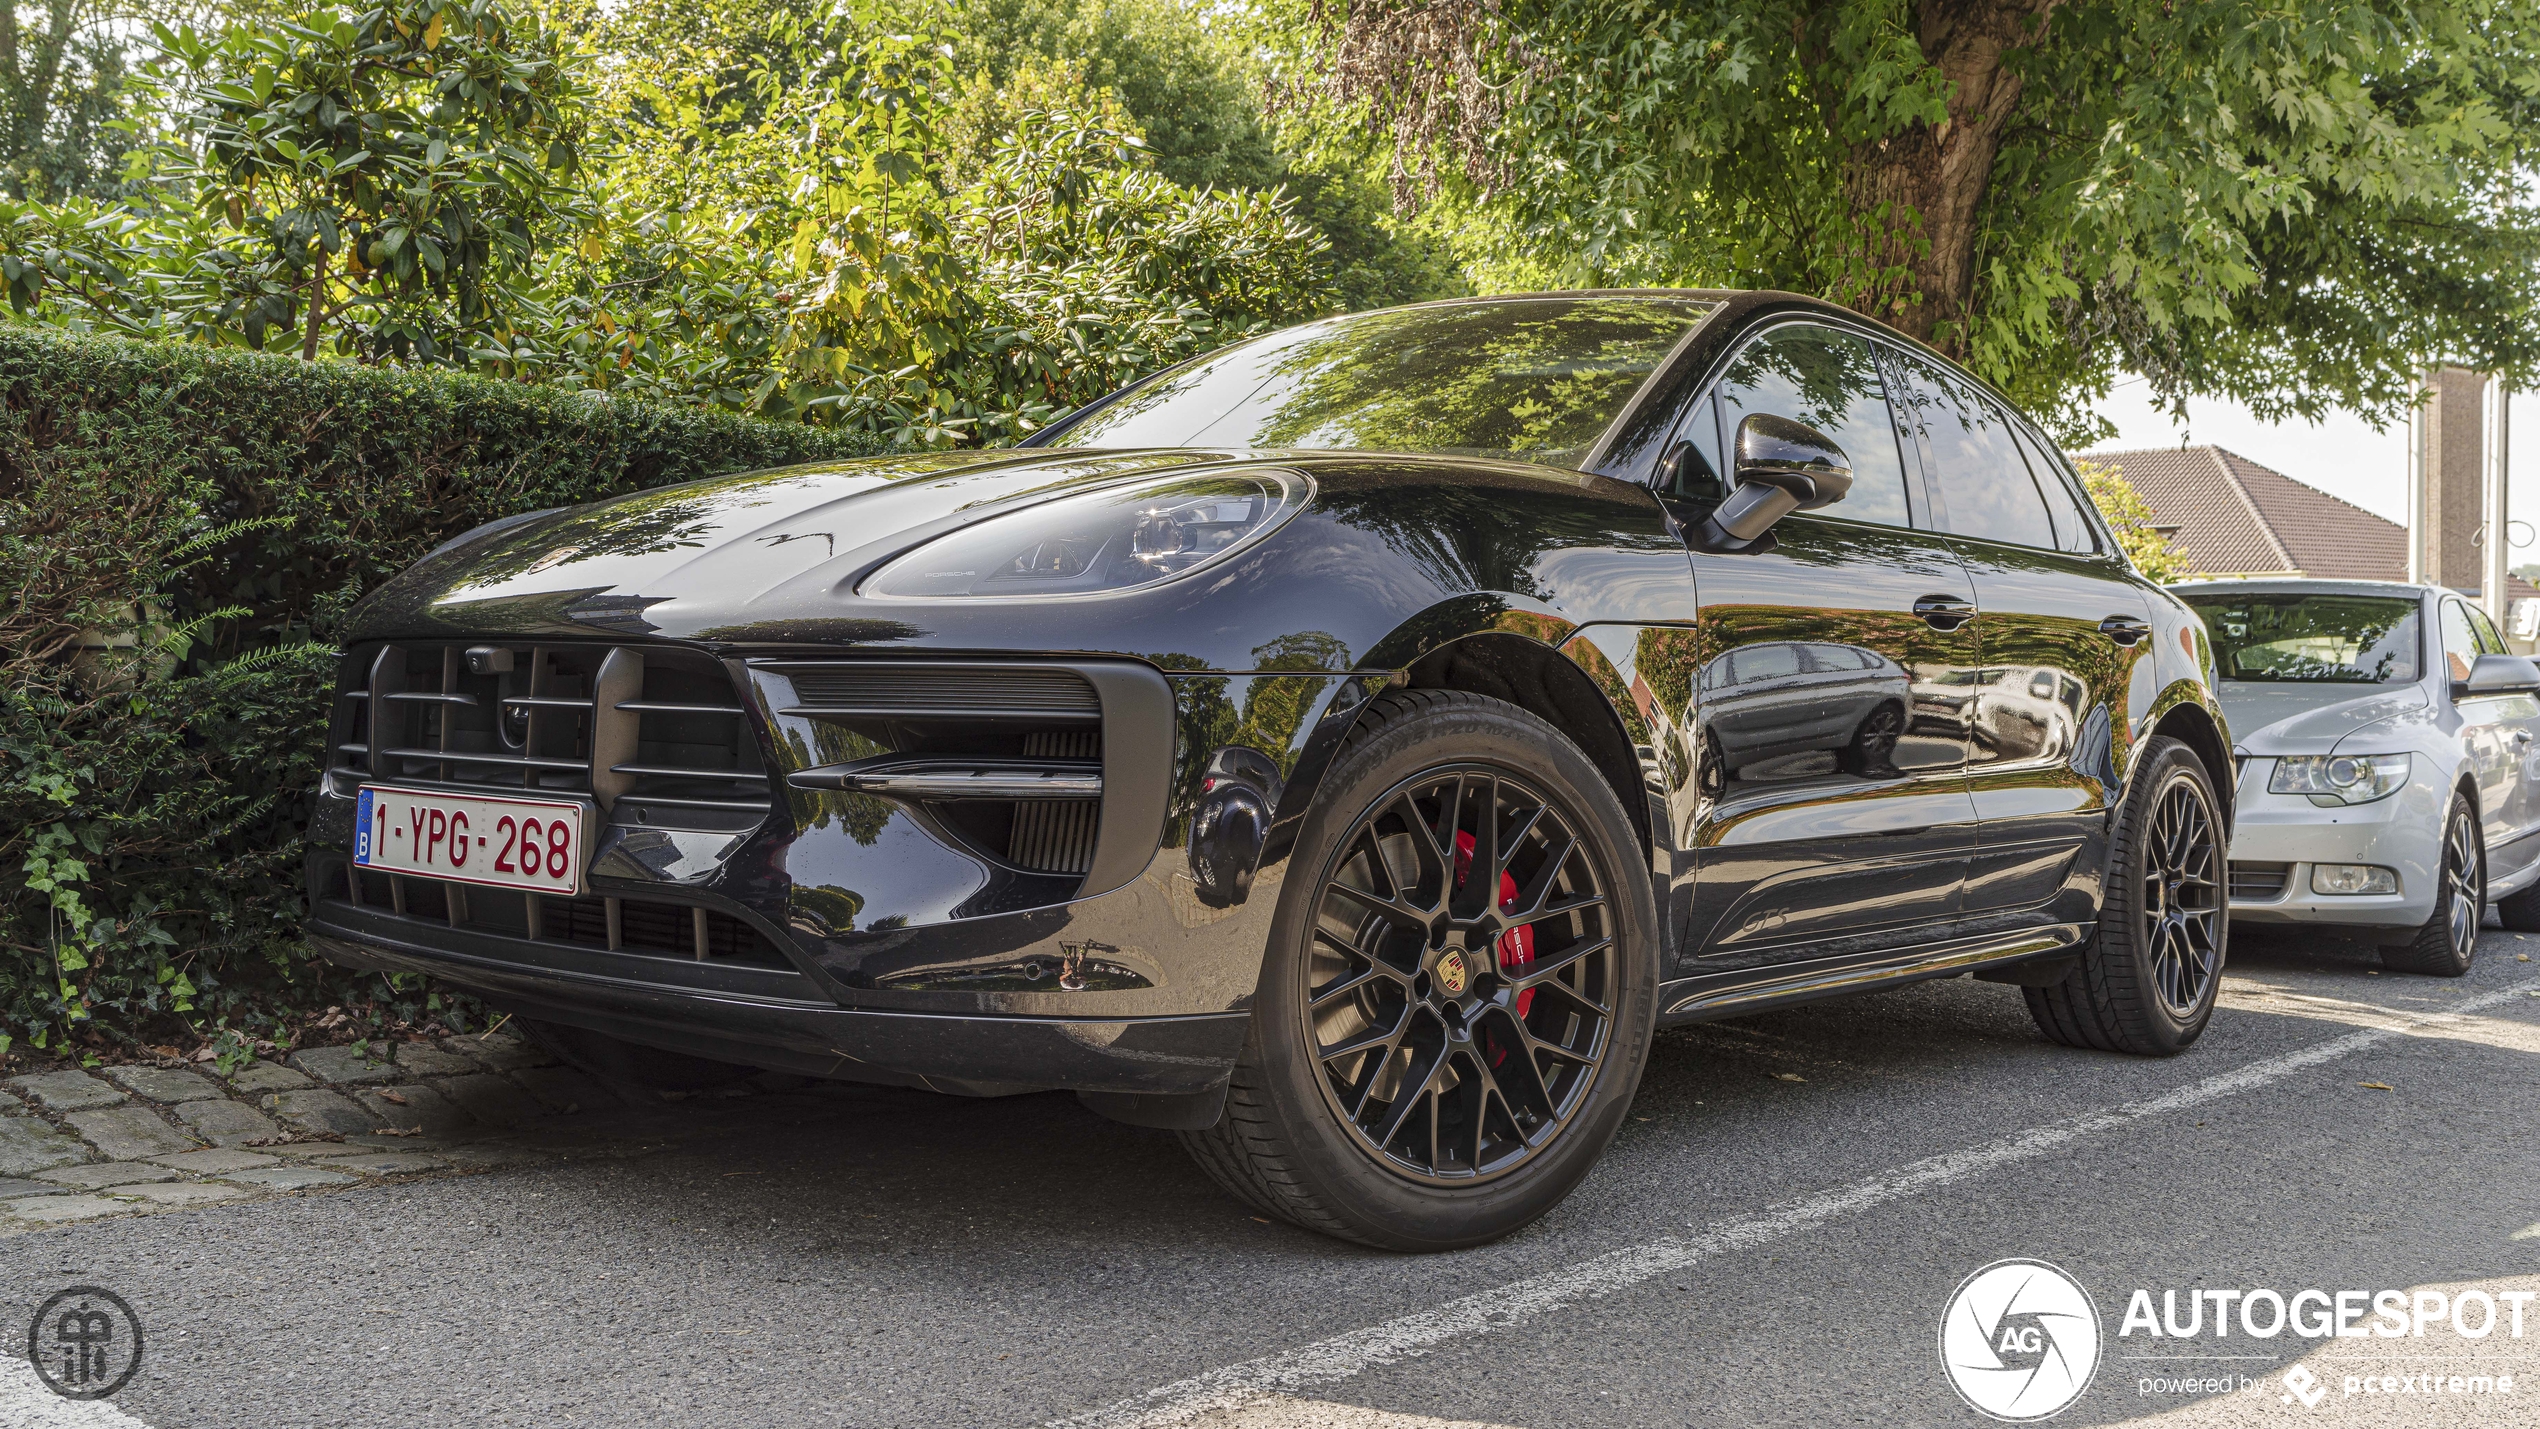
[2443,808,2484,966]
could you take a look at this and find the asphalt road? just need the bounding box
[8,923,2540,1429]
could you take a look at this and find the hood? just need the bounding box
[353,446,1233,640]
[2215,681,2428,754]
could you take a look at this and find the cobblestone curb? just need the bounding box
[0,1028,697,1232]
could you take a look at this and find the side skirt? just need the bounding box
[1655,923,2090,1025]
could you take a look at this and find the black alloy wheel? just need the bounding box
[2141,775,2224,1018]
[1181,689,1658,1251]
[2026,735,2226,1055]
[2384,795,2483,977]
[1303,764,1615,1184]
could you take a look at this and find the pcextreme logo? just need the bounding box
[1940,1259,2104,1421]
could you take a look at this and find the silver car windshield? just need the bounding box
[2182,594,2422,683]
[1043,297,1714,469]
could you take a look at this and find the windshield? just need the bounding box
[2181,593,2422,683]
[1042,296,1714,468]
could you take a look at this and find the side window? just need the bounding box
[1704,324,1913,527]
[2469,604,2508,655]
[2014,426,2102,556]
[1891,354,2058,549]
[2440,600,2481,681]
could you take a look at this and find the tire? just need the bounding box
[2025,735,2226,1056]
[2381,794,2483,976]
[1178,689,1660,1251]
[2497,877,2540,933]
[518,1017,756,1093]
[1840,702,1905,777]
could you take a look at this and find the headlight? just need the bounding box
[861,471,1306,601]
[2269,753,2409,805]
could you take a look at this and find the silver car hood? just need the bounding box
[2218,682,2427,755]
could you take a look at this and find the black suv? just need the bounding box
[305,291,2230,1249]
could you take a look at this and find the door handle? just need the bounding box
[1914,595,1975,631]
[2100,614,2153,646]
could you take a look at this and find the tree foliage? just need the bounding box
[2077,457,2189,581]
[0,0,1363,445]
[1284,0,2540,438]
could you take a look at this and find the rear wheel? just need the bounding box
[1179,690,1659,1251]
[2025,736,2225,1055]
[2381,796,2482,977]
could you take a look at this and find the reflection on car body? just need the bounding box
[1697,641,1911,782]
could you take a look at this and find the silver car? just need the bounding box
[2171,578,2540,975]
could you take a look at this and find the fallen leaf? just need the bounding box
[2358,1082,2394,1091]
[377,1090,409,1105]
[2512,1224,2540,1241]
[377,1124,422,1137]
[2519,954,2531,962]
[1774,1072,1807,1083]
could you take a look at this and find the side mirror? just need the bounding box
[1702,414,1853,549]
[2458,652,2540,699]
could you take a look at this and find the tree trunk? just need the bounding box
[1836,0,2058,357]
[0,1,83,190]
[301,248,329,361]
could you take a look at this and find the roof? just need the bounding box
[2077,445,2410,581]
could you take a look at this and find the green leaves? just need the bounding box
[1290,0,2540,438]
[0,324,882,1053]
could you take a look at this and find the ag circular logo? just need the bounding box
[1939,1259,2100,1421]
[27,1285,143,1400]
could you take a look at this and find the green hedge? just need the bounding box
[0,326,889,1057]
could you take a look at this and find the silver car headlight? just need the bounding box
[861,471,1307,600]
[2269,753,2409,805]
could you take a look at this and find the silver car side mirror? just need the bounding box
[2458,652,2540,699]
[1701,414,1854,549]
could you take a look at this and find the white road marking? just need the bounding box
[1054,978,2540,1429]
[0,1360,152,1429]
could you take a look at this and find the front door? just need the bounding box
[1659,320,1983,971]
[1886,351,2156,925]
[2445,597,2540,882]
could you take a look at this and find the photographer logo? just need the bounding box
[1940,1259,2102,1421]
[26,1285,142,1400]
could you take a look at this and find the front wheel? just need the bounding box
[2382,795,2482,977]
[1179,690,1660,1251]
[2025,735,2226,1055]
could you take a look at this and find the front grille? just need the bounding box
[757,661,1104,876]
[783,665,1100,720]
[340,863,787,967]
[2229,861,2293,902]
[1007,730,1101,874]
[330,641,772,828]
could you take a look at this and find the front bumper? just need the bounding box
[2225,756,2442,930]
[307,901,1248,1097]
[301,638,1370,1096]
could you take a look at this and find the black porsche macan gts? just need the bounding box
[305,290,2231,1249]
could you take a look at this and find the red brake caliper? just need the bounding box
[1454,831,1535,1035]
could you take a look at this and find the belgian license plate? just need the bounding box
[354,785,589,896]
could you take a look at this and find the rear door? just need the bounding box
[1886,351,2156,926]
[1659,320,1982,972]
